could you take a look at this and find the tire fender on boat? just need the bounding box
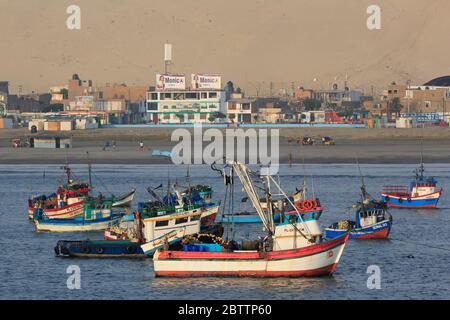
[96,247,104,254]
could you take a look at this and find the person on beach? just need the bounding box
[139,140,144,151]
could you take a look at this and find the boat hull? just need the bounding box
[55,240,146,258]
[381,191,441,209]
[324,220,392,239]
[111,189,136,208]
[153,233,349,277]
[200,204,219,227]
[28,201,85,220]
[35,215,122,232]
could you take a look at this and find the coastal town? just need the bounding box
[1,72,450,132]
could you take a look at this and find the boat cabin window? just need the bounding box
[175,217,189,224]
[191,215,201,221]
[155,220,169,227]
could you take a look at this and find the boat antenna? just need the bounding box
[86,151,93,189]
[418,137,425,180]
[64,162,71,184]
[301,157,308,200]
[356,158,369,213]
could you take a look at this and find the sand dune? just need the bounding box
[1,0,449,94]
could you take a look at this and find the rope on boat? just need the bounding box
[389,237,450,252]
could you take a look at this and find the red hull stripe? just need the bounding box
[355,228,390,239]
[155,263,337,277]
[158,233,349,261]
[29,201,84,213]
[381,190,442,200]
[387,204,437,209]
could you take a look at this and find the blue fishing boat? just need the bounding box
[325,171,392,239]
[381,159,442,209]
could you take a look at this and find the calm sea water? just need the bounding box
[1,163,450,300]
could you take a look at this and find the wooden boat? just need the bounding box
[381,154,442,209]
[54,240,146,258]
[324,201,392,239]
[111,188,136,208]
[28,163,135,219]
[325,166,392,239]
[139,203,212,255]
[153,161,349,278]
[34,200,123,232]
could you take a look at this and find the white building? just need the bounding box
[146,73,227,123]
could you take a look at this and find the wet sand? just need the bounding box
[1,127,450,164]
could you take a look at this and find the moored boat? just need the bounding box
[381,156,443,209]
[153,161,349,278]
[34,200,123,232]
[54,240,146,258]
[325,165,392,240]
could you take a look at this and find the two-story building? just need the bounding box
[226,91,254,123]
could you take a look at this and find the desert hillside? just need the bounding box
[1,0,449,94]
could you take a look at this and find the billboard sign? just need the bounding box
[156,74,186,91]
[191,74,222,90]
[74,96,94,111]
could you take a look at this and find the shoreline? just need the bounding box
[1,127,449,165]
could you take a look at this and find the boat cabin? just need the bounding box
[410,178,437,197]
[356,208,386,228]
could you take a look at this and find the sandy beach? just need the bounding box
[1,127,449,164]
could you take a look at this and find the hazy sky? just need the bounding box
[1,0,449,95]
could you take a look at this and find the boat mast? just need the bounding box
[232,162,274,234]
[86,151,93,189]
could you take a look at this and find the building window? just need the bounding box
[163,114,170,120]
[163,105,169,109]
[172,105,177,109]
[147,102,158,111]
[242,103,251,110]
[209,92,218,99]
[200,114,207,120]
[186,92,198,99]
[201,92,208,99]
[174,93,185,100]
[188,114,195,120]
[151,93,158,100]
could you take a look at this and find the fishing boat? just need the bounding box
[381,159,442,209]
[325,167,392,239]
[153,161,349,278]
[34,199,123,232]
[28,164,135,219]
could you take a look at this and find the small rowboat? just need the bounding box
[54,240,146,258]
[111,188,136,208]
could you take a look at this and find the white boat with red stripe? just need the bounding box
[153,161,349,278]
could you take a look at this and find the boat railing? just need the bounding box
[382,185,409,194]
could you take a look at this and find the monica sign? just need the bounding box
[156,74,186,91]
[191,74,222,90]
